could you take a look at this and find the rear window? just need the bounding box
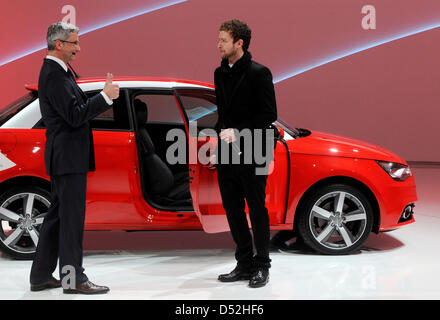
[0,92,36,126]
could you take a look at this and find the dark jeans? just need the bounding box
[30,173,89,286]
[217,165,271,270]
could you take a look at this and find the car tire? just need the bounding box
[0,186,51,260]
[297,183,373,255]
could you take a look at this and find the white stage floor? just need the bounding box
[0,167,439,300]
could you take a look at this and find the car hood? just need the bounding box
[286,130,406,164]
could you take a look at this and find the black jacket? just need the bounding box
[214,51,277,132]
[38,58,111,176]
[214,51,277,165]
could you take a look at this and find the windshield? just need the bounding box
[0,92,36,126]
[275,119,300,138]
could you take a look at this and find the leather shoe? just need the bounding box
[63,280,110,295]
[249,269,269,288]
[30,276,61,292]
[218,266,252,282]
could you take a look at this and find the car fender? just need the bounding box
[285,154,390,227]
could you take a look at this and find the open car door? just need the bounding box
[175,88,290,233]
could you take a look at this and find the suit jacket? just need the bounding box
[38,58,111,176]
[214,51,277,166]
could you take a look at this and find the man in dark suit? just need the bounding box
[29,22,119,294]
[212,20,277,288]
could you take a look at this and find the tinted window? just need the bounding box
[34,90,131,130]
[89,90,131,130]
[0,92,36,126]
[133,93,183,124]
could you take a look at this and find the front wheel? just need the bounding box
[0,186,50,260]
[297,184,373,255]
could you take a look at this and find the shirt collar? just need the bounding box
[46,55,68,72]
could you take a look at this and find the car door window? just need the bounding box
[133,92,184,124]
[88,90,131,131]
[34,90,131,131]
[175,88,217,135]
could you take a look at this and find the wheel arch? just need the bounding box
[293,176,380,234]
[0,176,51,195]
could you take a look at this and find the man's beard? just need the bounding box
[222,48,237,60]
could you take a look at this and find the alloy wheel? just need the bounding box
[0,192,49,255]
[308,190,368,251]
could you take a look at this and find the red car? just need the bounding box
[0,77,417,259]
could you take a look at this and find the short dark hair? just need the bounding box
[219,19,252,51]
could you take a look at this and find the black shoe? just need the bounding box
[30,276,61,292]
[249,269,269,288]
[63,280,110,295]
[218,266,252,282]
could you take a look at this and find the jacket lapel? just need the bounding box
[45,59,87,100]
[66,68,87,101]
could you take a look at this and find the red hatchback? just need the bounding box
[0,77,417,259]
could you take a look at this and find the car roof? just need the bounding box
[24,76,215,91]
[2,77,214,129]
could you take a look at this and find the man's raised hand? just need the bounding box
[103,73,119,100]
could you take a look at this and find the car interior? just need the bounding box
[132,97,193,210]
[92,89,194,211]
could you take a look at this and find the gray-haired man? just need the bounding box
[29,22,119,294]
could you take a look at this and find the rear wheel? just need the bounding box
[0,186,50,260]
[297,183,373,255]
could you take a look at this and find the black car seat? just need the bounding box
[133,99,192,206]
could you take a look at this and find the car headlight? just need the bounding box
[376,161,412,181]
